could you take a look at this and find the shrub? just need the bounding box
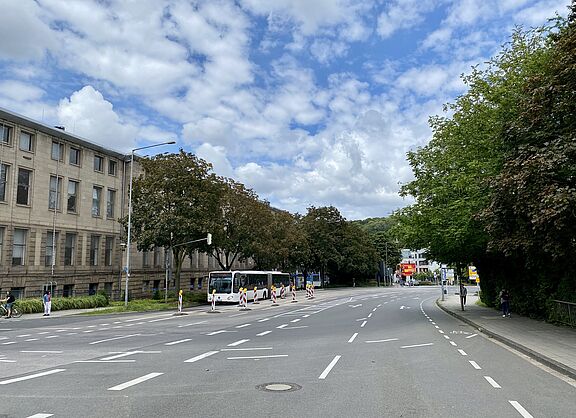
[15,294,109,314]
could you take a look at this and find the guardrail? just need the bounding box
[551,300,576,327]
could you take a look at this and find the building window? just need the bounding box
[64,233,76,266]
[105,236,114,266]
[106,189,116,218]
[88,283,98,296]
[142,250,150,267]
[51,141,64,161]
[1,124,12,145]
[16,168,32,205]
[92,186,102,217]
[63,284,74,297]
[0,226,4,265]
[154,247,161,267]
[0,163,9,202]
[12,228,27,265]
[94,155,104,172]
[48,175,63,210]
[19,131,34,152]
[67,180,79,213]
[69,147,81,165]
[45,231,59,267]
[90,235,100,266]
[108,160,117,176]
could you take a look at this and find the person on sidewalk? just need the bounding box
[459,283,468,311]
[499,288,511,317]
[1,291,15,318]
[43,290,52,316]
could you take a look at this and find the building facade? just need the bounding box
[0,107,242,300]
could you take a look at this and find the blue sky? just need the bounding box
[0,0,570,219]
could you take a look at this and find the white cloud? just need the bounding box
[57,86,139,152]
[514,0,569,26]
[377,0,437,39]
[195,143,235,178]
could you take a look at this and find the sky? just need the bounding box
[0,0,570,220]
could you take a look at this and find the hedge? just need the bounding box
[14,294,109,314]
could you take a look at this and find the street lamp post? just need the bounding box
[125,141,175,307]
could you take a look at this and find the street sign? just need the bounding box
[400,263,416,276]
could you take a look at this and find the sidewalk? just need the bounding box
[437,292,576,381]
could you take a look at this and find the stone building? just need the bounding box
[0,107,243,300]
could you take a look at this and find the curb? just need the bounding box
[436,298,576,381]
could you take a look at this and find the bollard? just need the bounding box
[178,289,183,313]
[271,286,279,306]
[306,284,311,299]
[291,285,298,303]
[280,284,286,299]
[253,286,259,304]
[238,288,243,307]
[211,289,216,311]
[310,284,315,299]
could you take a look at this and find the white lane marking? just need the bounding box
[443,335,450,340]
[457,349,468,356]
[372,308,377,312]
[257,331,272,336]
[360,321,367,328]
[277,324,288,329]
[349,304,362,308]
[25,338,39,342]
[235,324,251,329]
[356,318,367,321]
[100,351,161,361]
[377,304,381,307]
[165,339,192,346]
[469,361,482,370]
[257,318,271,322]
[178,321,208,328]
[509,401,534,418]
[227,354,288,360]
[107,372,163,391]
[21,351,63,354]
[148,317,176,323]
[434,325,439,329]
[0,369,66,385]
[319,355,342,379]
[89,334,140,345]
[484,376,502,388]
[75,360,135,363]
[221,347,272,351]
[87,325,97,328]
[36,332,49,335]
[2,342,17,345]
[284,326,309,329]
[450,341,458,346]
[184,351,219,363]
[229,312,247,317]
[228,339,250,347]
[83,330,95,333]
[400,343,434,349]
[66,333,78,336]
[206,330,229,336]
[438,330,445,334]
[17,334,31,338]
[368,313,373,318]
[0,360,16,363]
[290,319,301,323]
[365,338,399,343]
[26,414,54,418]
[431,322,436,325]
[348,333,358,343]
[302,314,310,318]
[466,333,478,339]
[45,336,59,339]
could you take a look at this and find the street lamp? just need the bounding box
[125,141,175,307]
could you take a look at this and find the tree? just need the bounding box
[126,150,219,292]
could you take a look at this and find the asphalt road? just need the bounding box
[0,287,574,417]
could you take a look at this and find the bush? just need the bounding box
[15,294,109,314]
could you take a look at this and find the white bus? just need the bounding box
[208,270,291,303]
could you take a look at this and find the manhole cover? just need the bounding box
[256,382,302,393]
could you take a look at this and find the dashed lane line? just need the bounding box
[184,351,219,363]
[319,355,341,380]
[348,333,358,343]
[227,339,250,347]
[484,376,502,388]
[256,331,272,336]
[26,414,53,418]
[107,372,164,391]
[20,351,63,354]
[227,354,288,360]
[0,369,66,385]
[450,341,457,347]
[235,324,251,329]
[508,401,534,418]
[221,347,273,352]
[469,361,482,370]
[400,343,434,349]
[89,334,140,345]
[465,334,478,339]
[360,321,367,328]
[457,349,468,356]
[165,339,192,346]
[365,338,399,344]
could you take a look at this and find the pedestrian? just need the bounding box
[43,290,52,316]
[499,288,510,317]
[459,283,467,311]
[1,291,15,318]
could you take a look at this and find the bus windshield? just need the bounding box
[209,273,232,294]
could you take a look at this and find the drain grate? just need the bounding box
[256,382,302,393]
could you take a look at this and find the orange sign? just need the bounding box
[401,263,416,276]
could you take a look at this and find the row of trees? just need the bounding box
[126,151,389,291]
[394,4,576,318]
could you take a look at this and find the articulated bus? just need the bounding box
[207,270,291,303]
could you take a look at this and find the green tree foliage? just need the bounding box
[399,8,576,317]
[126,150,218,291]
